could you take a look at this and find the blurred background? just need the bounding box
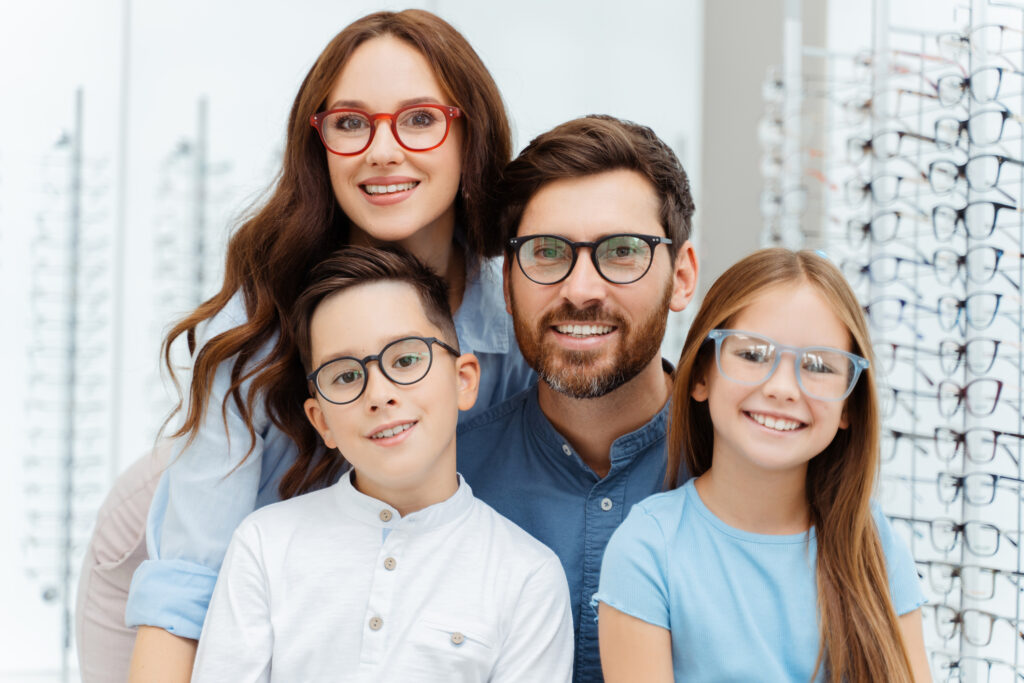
[3,0,1023,680]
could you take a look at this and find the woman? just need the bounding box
[74,10,534,681]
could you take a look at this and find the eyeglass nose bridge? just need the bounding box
[362,113,402,153]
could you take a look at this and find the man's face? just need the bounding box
[504,169,696,399]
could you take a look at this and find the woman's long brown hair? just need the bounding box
[160,10,511,499]
[667,248,914,683]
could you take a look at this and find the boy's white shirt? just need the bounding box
[191,472,574,682]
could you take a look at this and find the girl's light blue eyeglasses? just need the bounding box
[706,329,870,401]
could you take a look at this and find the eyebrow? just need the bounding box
[325,96,444,111]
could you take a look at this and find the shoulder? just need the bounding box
[198,290,251,341]
[234,486,336,541]
[605,487,694,561]
[468,497,562,569]
[627,487,692,531]
[457,386,534,437]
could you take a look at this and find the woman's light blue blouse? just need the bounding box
[593,479,925,682]
[125,256,535,638]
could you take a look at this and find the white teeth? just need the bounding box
[749,413,802,432]
[371,422,415,439]
[555,324,613,338]
[363,182,417,195]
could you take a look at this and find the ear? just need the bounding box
[502,254,513,316]
[691,374,709,403]
[304,396,338,450]
[455,352,481,412]
[838,403,849,430]
[669,240,699,313]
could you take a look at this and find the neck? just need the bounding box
[694,458,810,534]
[348,210,465,313]
[537,356,671,478]
[351,443,460,517]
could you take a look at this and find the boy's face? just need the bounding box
[303,281,479,510]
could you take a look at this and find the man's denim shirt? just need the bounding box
[456,377,676,683]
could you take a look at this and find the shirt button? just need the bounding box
[369,616,383,631]
[383,557,397,571]
[600,497,613,511]
[379,509,393,522]
[561,443,572,456]
[450,632,465,645]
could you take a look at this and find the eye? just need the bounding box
[734,344,773,364]
[392,352,427,370]
[398,107,442,129]
[801,351,845,376]
[330,113,369,132]
[328,367,364,386]
[529,239,569,261]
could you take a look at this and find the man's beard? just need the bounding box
[509,279,673,399]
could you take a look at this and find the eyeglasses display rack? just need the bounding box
[149,96,230,426]
[761,0,1024,678]
[24,88,113,683]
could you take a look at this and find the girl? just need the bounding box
[593,248,931,682]
[75,10,535,682]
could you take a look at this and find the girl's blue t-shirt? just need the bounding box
[593,478,925,682]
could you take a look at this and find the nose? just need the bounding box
[761,351,802,402]
[364,117,404,166]
[557,249,607,308]
[363,362,399,412]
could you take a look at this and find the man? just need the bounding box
[457,115,698,682]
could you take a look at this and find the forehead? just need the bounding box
[327,35,447,109]
[309,281,438,360]
[729,282,852,351]
[518,169,663,240]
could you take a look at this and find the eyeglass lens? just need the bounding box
[317,105,453,154]
[313,337,436,404]
[514,234,660,284]
[715,332,858,400]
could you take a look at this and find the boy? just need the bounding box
[191,246,573,682]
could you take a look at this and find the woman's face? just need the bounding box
[323,35,464,257]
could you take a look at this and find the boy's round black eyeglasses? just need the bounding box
[307,336,460,405]
[506,233,672,285]
[310,103,462,156]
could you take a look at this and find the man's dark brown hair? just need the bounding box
[495,115,695,256]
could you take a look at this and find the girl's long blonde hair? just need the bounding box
[667,248,914,683]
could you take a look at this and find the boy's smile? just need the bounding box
[303,281,479,515]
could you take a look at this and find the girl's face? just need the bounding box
[324,35,464,255]
[692,281,852,478]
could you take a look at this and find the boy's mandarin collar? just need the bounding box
[333,470,474,533]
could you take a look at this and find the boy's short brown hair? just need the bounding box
[292,246,457,374]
